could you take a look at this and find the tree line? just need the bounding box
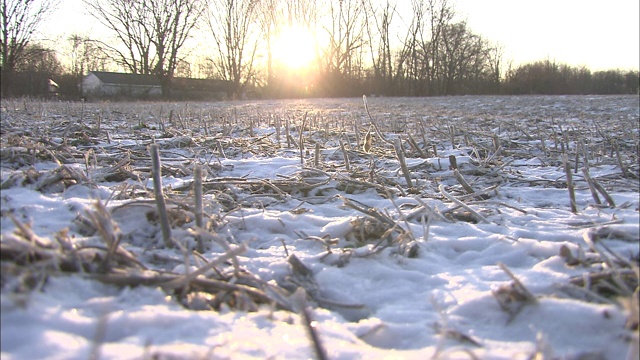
[2,0,638,99]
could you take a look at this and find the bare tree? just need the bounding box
[437,21,491,94]
[256,0,281,89]
[419,0,454,95]
[67,34,112,78]
[319,0,366,95]
[207,0,260,99]
[326,0,365,76]
[399,0,427,95]
[1,0,58,96]
[84,0,206,96]
[84,0,149,74]
[362,0,397,95]
[14,42,60,74]
[3,42,62,97]
[174,59,193,78]
[396,0,456,96]
[193,55,217,79]
[486,41,504,93]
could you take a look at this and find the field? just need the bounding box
[1,95,639,359]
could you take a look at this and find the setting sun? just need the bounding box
[272,26,317,70]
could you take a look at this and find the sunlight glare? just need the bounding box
[273,26,316,70]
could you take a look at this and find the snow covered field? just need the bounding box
[1,95,638,359]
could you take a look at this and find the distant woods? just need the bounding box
[503,59,639,96]
[1,0,638,99]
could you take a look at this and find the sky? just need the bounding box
[453,0,640,71]
[42,0,639,72]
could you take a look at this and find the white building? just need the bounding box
[81,71,231,100]
[82,71,162,100]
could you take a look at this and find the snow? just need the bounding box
[1,95,639,359]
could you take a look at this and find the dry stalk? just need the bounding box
[492,262,538,322]
[589,176,616,208]
[188,227,241,277]
[95,111,102,136]
[92,265,284,309]
[453,169,476,195]
[149,143,173,247]
[580,139,590,169]
[438,185,490,224]
[161,242,247,290]
[448,155,458,170]
[457,184,499,201]
[338,195,396,228]
[339,139,350,172]
[449,125,456,149]
[362,126,373,152]
[407,133,427,158]
[362,95,392,146]
[285,118,291,148]
[582,228,637,296]
[574,140,580,174]
[84,201,123,271]
[465,200,527,215]
[9,214,53,248]
[581,167,602,205]
[410,196,451,223]
[80,100,85,124]
[194,164,204,253]
[338,195,418,255]
[314,142,321,168]
[562,153,578,213]
[384,191,419,256]
[484,145,502,165]
[492,133,501,155]
[497,262,537,302]
[299,112,308,165]
[337,176,399,196]
[394,138,413,188]
[353,118,360,147]
[613,140,629,178]
[568,269,637,289]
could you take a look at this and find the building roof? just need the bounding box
[172,77,229,91]
[87,71,229,91]
[89,71,161,86]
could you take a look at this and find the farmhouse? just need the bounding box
[81,71,230,101]
[82,71,161,100]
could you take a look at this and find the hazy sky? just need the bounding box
[43,0,639,71]
[453,0,639,71]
